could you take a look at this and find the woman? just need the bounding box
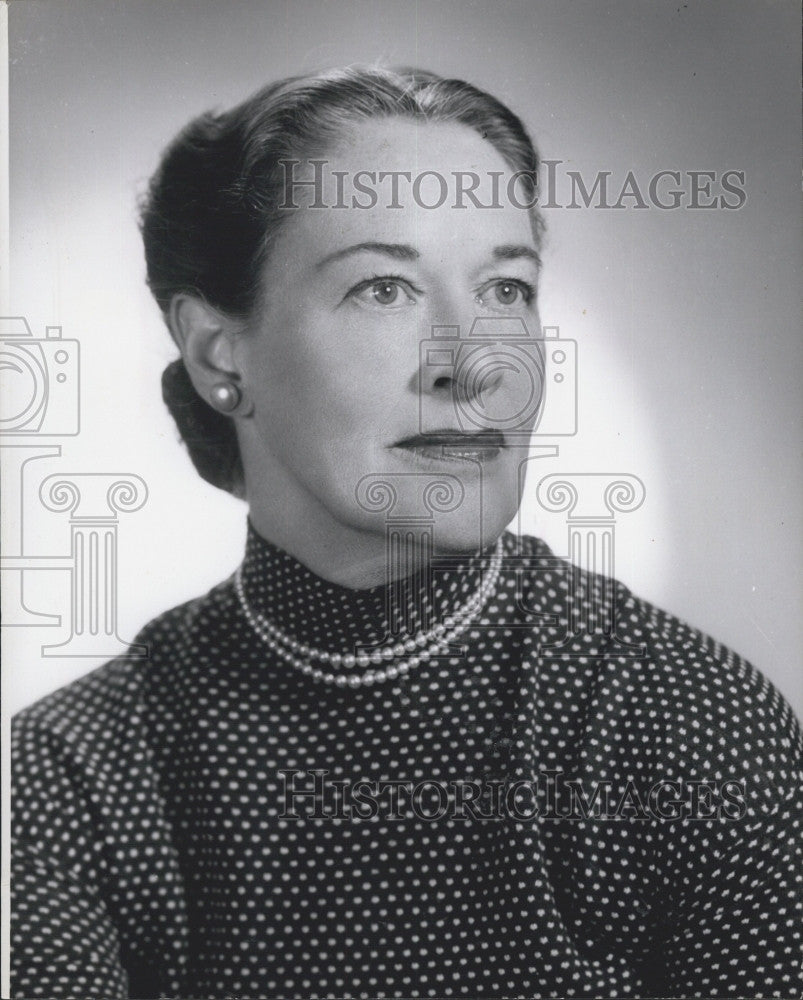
[11,66,802,999]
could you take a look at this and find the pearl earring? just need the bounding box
[209,382,241,413]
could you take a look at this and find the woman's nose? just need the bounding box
[417,328,506,402]
[414,286,490,401]
[414,311,545,435]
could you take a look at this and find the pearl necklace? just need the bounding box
[234,539,503,687]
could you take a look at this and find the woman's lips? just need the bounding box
[394,429,505,463]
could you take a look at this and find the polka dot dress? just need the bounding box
[12,526,803,998]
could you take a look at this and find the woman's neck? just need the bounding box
[238,518,500,657]
[246,506,430,590]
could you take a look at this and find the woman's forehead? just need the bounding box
[325,116,510,170]
[274,118,538,265]
[274,194,538,275]
[287,118,526,196]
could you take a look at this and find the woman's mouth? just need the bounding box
[394,429,506,464]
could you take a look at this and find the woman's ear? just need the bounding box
[168,294,253,416]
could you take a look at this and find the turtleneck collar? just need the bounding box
[239,520,498,652]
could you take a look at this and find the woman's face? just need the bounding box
[234,117,543,578]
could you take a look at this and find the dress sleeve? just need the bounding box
[643,632,803,998]
[11,841,129,999]
[10,659,188,999]
[658,779,803,998]
[571,587,803,998]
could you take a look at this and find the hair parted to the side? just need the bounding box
[140,65,545,496]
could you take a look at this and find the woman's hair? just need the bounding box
[140,65,545,495]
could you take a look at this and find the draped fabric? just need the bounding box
[11,526,803,998]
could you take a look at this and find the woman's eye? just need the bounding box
[370,281,402,305]
[478,279,534,308]
[494,281,522,306]
[349,278,416,307]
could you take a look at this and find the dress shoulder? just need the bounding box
[509,530,801,791]
[13,575,236,735]
[619,587,802,779]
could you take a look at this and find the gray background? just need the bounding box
[6,0,801,715]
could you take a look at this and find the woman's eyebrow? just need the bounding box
[314,241,541,272]
[315,242,420,270]
[491,244,541,267]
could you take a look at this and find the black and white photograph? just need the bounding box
[2,1,801,997]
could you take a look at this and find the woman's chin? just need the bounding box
[428,506,513,555]
[345,471,521,557]
[412,484,517,555]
